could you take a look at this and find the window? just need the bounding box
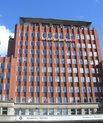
[70,97,74,103]
[48,33,51,38]
[62,87,66,92]
[83,51,87,56]
[68,77,72,82]
[16,96,20,103]
[55,67,59,73]
[56,86,60,92]
[48,76,53,82]
[42,86,47,92]
[35,76,40,82]
[79,59,83,64]
[82,87,86,92]
[81,77,85,82]
[67,59,71,64]
[48,67,52,72]
[86,34,90,40]
[73,68,77,73]
[48,86,53,92]
[74,87,79,93]
[80,68,84,73]
[42,50,46,55]
[78,51,82,56]
[42,32,46,38]
[77,43,81,48]
[66,51,70,56]
[92,77,96,82]
[66,33,69,39]
[18,49,22,54]
[85,68,89,73]
[60,42,64,47]
[42,67,46,72]
[21,96,26,103]
[48,50,52,55]
[88,44,91,48]
[30,58,34,63]
[31,41,34,46]
[84,60,88,64]
[29,86,33,92]
[82,44,86,48]
[87,87,91,93]
[95,60,98,65]
[42,76,46,82]
[74,77,78,82]
[35,86,39,92]
[91,68,95,73]
[42,41,46,46]
[59,33,63,39]
[72,51,76,56]
[89,52,93,57]
[81,34,84,40]
[76,34,80,39]
[72,59,76,64]
[54,33,58,38]
[94,52,97,57]
[36,41,39,46]
[61,67,65,73]
[35,58,39,63]
[54,42,58,47]
[59,50,64,55]
[62,97,67,103]
[48,58,52,63]
[23,57,27,62]
[36,32,40,37]
[48,42,52,47]
[56,97,61,103]
[55,76,60,82]
[54,50,58,55]
[94,87,98,93]
[61,76,66,82]
[93,44,96,49]
[68,67,72,73]
[42,58,46,63]
[35,50,39,54]
[35,67,39,72]
[91,35,95,40]
[54,58,59,63]
[22,86,26,92]
[86,77,90,82]
[48,109,54,115]
[16,86,20,92]
[69,87,73,93]
[29,76,34,82]
[2,107,8,115]
[60,58,64,64]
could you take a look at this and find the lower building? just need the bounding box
[0,101,103,123]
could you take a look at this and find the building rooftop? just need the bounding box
[20,17,92,27]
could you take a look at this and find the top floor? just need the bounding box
[19,17,92,28]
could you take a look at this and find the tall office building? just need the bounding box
[0,17,103,122]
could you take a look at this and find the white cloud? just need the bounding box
[0,25,14,57]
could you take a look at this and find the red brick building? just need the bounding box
[0,17,103,104]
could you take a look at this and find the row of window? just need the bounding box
[18,40,96,49]
[17,76,99,83]
[17,66,97,74]
[15,108,101,116]
[16,86,94,93]
[17,57,99,65]
[0,63,10,69]
[19,31,95,40]
[18,49,98,57]
[15,96,101,103]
